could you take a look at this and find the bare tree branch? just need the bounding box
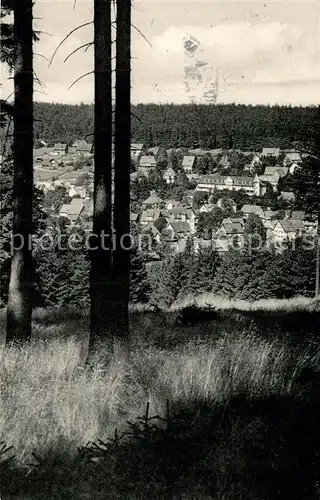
[131,112,142,124]
[131,24,152,47]
[85,42,94,52]
[33,69,44,87]
[64,42,93,63]
[48,21,93,67]
[34,52,50,62]
[67,71,94,91]
[37,30,52,37]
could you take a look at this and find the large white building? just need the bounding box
[196,174,265,197]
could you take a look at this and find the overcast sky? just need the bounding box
[1,0,319,105]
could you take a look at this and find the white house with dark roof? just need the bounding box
[163,167,176,184]
[199,203,216,213]
[166,200,182,211]
[272,219,304,243]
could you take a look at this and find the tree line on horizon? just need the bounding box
[1,101,318,152]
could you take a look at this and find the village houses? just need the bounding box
[138,155,157,176]
[163,167,176,184]
[182,155,196,173]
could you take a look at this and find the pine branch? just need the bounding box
[64,42,93,63]
[48,21,93,67]
[67,71,94,91]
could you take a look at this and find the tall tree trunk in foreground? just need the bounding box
[6,0,34,342]
[113,0,131,344]
[89,0,114,347]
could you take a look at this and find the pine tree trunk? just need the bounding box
[89,0,114,348]
[6,0,34,343]
[113,0,131,345]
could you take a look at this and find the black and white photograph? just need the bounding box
[1,0,320,497]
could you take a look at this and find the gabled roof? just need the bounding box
[219,155,230,166]
[59,204,70,215]
[163,167,176,177]
[182,155,195,168]
[188,149,209,156]
[167,207,188,217]
[53,143,66,150]
[276,219,304,233]
[263,210,277,220]
[223,217,245,226]
[140,209,160,223]
[130,213,140,222]
[200,203,215,212]
[166,200,182,209]
[139,155,157,167]
[148,147,159,155]
[241,204,264,215]
[143,195,163,205]
[213,238,229,252]
[59,199,84,218]
[169,221,191,234]
[264,166,288,177]
[291,211,305,220]
[222,222,244,235]
[131,143,144,150]
[262,147,280,156]
[285,152,302,162]
[72,139,91,150]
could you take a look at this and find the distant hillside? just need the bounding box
[2,102,318,151]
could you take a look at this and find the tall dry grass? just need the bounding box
[172,293,320,312]
[0,327,317,465]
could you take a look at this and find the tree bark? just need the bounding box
[6,0,34,343]
[89,0,114,348]
[113,0,131,345]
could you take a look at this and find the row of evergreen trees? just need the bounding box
[148,239,317,307]
[1,102,318,152]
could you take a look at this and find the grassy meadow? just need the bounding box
[1,298,320,498]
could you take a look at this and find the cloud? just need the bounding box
[132,20,318,104]
[1,3,318,106]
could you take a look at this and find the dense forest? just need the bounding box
[2,102,318,151]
